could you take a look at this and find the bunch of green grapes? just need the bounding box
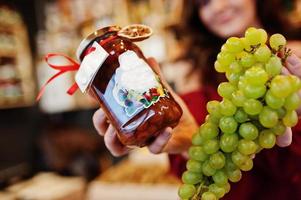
[178,27,301,200]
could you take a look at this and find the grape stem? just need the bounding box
[282,47,292,63]
[192,181,208,200]
[244,44,261,54]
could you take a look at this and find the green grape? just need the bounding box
[271,122,286,136]
[276,107,286,118]
[189,146,208,161]
[270,75,292,98]
[288,75,301,92]
[231,90,246,107]
[243,99,263,115]
[252,120,265,131]
[220,134,239,153]
[192,132,206,145]
[201,191,217,200]
[221,44,229,52]
[242,83,266,99]
[284,92,301,111]
[209,151,226,169]
[206,114,221,124]
[219,116,238,134]
[253,62,265,68]
[204,139,220,154]
[265,56,282,77]
[244,27,260,45]
[207,100,221,115]
[229,61,243,73]
[283,110,298,127]
[259,106,278,128]
[234,108,249,123]
[245,27,267,45]
[220,99,237,116]
[217,52,235,67]
[208,184,226,199]
[226,71,241,85]
[259,129,276,149]
[186,159,203,172]
[202,160,217,176]
[212,170,228,186]
[182,171,203,184]
[223,182,231,194]
[238,139,258,155]
[200,122,219,140]
[178,184,196,199]
[255,140,264,153]
[265,90,285,109]
[239,52,255,68]
[258,28,268,44]
[269,33,286,51]
[239,122,259,140]
[226,37,244,53]
[244,66,268,85]
[225,156,238,171]
[231,151,248,166]
[238,76,247,90]
[254,45,271,62]
[218,82,236,99]
[215,60,227,73]
[240,157,253,171]
[241,37,252,52]
[227,168,242,183]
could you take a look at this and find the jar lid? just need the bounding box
[76,25,121,61]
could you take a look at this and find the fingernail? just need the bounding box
[287,54,300,66]
[164,128,172,137]
[277,133,292,147]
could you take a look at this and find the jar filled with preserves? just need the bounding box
[41,25,183,147]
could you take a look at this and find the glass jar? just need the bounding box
[76,26,183,147]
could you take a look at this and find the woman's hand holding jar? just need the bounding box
[93,57,199,156]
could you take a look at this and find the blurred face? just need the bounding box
[199,0,259,38]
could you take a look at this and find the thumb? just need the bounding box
[147,57,175,94]
[147,57,164,78]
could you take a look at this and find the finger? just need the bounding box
[296,90,301,116]
[181,151,189,159]
[148,127,172,154]
[104,125,130,156]
[147,57,177,96]
[282,56,301,116]
[92,108,108,136]
[281,66,291,76]
[147,57,162,77]
[285,54,301,78]
[276,127,292,147]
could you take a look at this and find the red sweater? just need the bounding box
[169,87,301,200]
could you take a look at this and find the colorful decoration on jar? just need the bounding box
[113,50,166,117]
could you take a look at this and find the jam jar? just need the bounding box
[75,26,183,147]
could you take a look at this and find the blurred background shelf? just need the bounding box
[0,5,35,109]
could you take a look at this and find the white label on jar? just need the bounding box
[75,41,109,93]
[111,50,166,117]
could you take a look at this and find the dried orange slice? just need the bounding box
[117,24,153,42]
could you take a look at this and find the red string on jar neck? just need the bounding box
[36,34,118,101]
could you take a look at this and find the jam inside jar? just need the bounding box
[76,26,183,147]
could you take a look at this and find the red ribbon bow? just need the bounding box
[37,35,117,101]
[36,53,80,101]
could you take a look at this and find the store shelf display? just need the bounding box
[0,6,35,109]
